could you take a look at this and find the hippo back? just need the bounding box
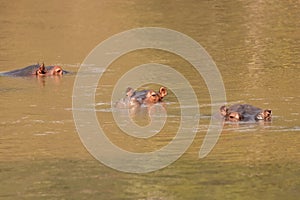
[0,64,70,77]
[0,65,40,77]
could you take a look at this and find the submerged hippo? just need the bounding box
[0,63,68,77]
[114,87,168,121]
[116,86,168,108]
[126,86,168,105]
[220,104,272,122]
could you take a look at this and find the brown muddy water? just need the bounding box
[0,0,299,199]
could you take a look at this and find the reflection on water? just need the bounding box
[0,0,300,199]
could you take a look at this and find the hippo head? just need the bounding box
[34,64,64,76]
[144,87,168,104]
[144,90,160,104]
[220,105,243,122]
[264,109,272,121]
[158,87,168,100]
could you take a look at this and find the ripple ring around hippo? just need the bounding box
[72,27,226,173]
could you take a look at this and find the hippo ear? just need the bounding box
[126,87,134,97]
[159,87,168,98]
[35,63,47,75]
[39,63,46,71]
[219,105,228,116]
[264,109,272,117]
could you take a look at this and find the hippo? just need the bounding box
[0,63,68,77]
[126,86,168,105]
[116,86,168,108]
[114,87,168,121]
[220,104,272,122]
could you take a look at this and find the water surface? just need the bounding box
[0,0,299,199]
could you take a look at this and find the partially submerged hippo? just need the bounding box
[220,104,272,122]
[116,86,168,108]
[0,63,68,77]
[126,86,168,105]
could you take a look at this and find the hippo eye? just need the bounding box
[56,69,61,73]
[151,94,156,97]
[229,116,234,118]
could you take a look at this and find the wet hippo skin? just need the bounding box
[220,104,272,122]
[0,63,68,77]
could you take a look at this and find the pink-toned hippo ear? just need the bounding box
[220,105,228,116]
[159,87,168,98]
[35,63,47,75]
[126,87,134,97]
[40,63,45,69]
[263,109,272,120]
[264,109,272,115]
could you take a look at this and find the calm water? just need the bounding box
[1,0,300,199]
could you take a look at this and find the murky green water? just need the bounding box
[1,0,299,199]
